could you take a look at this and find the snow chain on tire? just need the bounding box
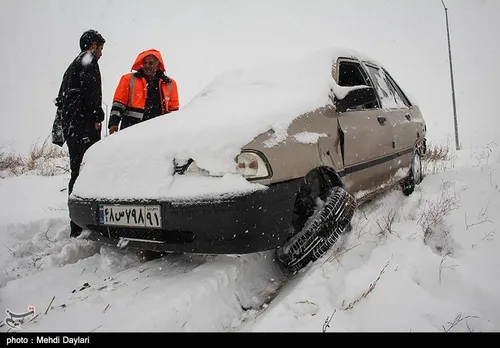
[277,186,357,273]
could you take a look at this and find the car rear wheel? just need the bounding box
[276,186,356,273]
[402,150,422,196]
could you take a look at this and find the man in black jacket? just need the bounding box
[52,29,106,237]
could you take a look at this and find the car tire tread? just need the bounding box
[276,186,356,273]
[402,149,422,196]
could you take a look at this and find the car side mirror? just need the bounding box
[334,86,377,113]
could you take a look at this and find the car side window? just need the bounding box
[365,65,407,110]
[338,61,378,110]
[382,68,412,108]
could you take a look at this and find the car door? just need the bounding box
[335,59,396,195]
[383,66,421,150]
[364,64,416,178]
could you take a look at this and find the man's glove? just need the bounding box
[51,108,65,147]
[94,108,105,123]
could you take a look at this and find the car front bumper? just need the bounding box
[68,178,302,254]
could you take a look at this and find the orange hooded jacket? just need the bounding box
[109,49,179,128]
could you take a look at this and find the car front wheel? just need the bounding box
[276,186,356,273]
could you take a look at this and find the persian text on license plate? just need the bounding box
[98,205,162,228]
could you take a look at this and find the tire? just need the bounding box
[276,186,357,273]
[402,150,422,196]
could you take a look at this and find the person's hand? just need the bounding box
[95,122,102,131]
[109,125,119,134]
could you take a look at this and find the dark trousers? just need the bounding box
[67,136,95,236]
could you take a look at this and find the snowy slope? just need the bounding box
[1,143,499,332]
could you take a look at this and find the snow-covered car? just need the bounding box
[68,47,427,272]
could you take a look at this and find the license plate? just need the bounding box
[98,204,162,229]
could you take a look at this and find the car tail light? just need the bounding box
[236,152,270,179]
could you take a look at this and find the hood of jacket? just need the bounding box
[131,49,166,72]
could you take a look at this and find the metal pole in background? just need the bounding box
[102,102,109,137]
[441,0,460,150]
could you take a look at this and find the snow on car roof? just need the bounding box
[72,46,376,200]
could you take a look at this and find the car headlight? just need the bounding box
[236,151,271,180]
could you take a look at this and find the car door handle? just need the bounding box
[405,113,411,120]
[377,116,387,124]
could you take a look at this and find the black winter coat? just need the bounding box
[52,51,104,146]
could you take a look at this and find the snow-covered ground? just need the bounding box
[1,142,499,332]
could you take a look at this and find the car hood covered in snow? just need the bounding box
[72,47,376,201]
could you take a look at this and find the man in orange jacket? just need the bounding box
[108,49,179,134]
